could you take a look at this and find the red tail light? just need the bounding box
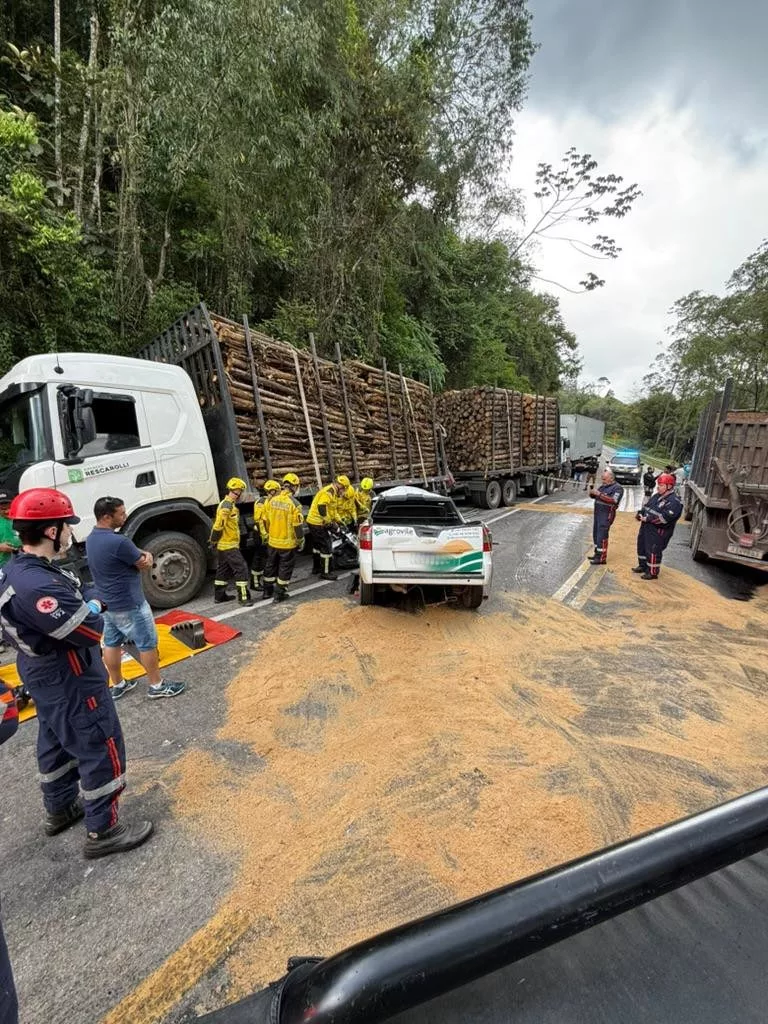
[482,525,492,552]
[359,524,372,550]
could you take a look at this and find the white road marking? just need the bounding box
[568,565,607,610]
[211,573,353,622]
[552,558,592,603]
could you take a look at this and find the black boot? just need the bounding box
[83,819,154,859]
[236,583,254,606]
[320,556,337,581]
[640,572,658,580]
[311,553,321,575]
[214,585,234,604]
[631,565,645,574]
[587,556,605,565]
[261,582,275,600]
[251,571,263,592]
[274,584,290,603]
[45,798,84,837]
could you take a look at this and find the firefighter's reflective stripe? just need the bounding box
[38,759,79,784]
[48,603,90,640]
[81,773,126,801]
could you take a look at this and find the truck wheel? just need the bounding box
[458,586,484,610]
[533,475,547,498]
[546,474,556,494]
[359,581,376,606]
[484,480,502,509]
[141,531,207,609]
[690,508,707,563]
[502,478,517,506]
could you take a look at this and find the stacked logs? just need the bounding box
[209,314,440,485]
[436,387,559,474]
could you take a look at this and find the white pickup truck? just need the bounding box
[357,486,492,609]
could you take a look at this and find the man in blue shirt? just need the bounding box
[588,468,624,565]
[85,497,185,700]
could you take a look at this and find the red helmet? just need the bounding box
[9,488,80,524]
[657,473,676,488]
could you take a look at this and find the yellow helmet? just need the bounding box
[227,477,247,492]
[282,472,300,488]
[336,474,351,488]
[263,480,281,493]
[346,485,355,498]
[361,477,374,491]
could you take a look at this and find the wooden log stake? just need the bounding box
[399,364,414,478]
[292,348,322,489]
[336,342,360,481]
[310,332,335,479]
[242,315,272,480]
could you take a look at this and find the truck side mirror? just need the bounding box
[75,389,97,447]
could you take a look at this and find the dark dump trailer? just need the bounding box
[685,379,768,571]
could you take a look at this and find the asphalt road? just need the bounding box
[0,474,765,1024]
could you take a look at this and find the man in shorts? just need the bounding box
[85,497,185,700]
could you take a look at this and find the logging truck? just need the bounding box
[0,304,450,607]
[436,387,567,509]
[684,380,768,571]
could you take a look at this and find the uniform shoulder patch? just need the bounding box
[36,596,59,614]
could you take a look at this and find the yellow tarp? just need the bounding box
[0,623,222,723]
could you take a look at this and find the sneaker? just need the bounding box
[45,798,84,837]
[111,679,138,701]
[83,819,154,859]
[147,680,186,699]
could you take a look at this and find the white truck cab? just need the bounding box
[0,353,219,605]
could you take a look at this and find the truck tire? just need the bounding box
[532,475,547,498]
[502,478,517,506]
[484,480,502,510]
[141,531,207,609]
[546,474,556,494]
[458,586,483,610]
[359,581,376,606]
[690,508,708,563]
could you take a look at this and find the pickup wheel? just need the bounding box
[502,478,517,506]
[140,530,207,608]
[484,480,502,509]
[359,581,376,606]
[459,586,484,610]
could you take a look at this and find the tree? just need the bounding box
[511,147,642,293]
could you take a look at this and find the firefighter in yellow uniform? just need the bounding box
[306,475,348,580]
[251,479,280,592]
[337,485,358,528]
[210,477,252,605]
[354,477,374,523]
[262,473,305,602]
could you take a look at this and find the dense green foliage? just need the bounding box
[0,0,616,391]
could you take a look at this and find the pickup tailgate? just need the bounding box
[370,523,485,577]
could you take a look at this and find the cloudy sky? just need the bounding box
[510,0,768,399]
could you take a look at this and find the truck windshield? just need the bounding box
[0,389,51,489]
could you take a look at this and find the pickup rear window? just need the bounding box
[372,499,464,525]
